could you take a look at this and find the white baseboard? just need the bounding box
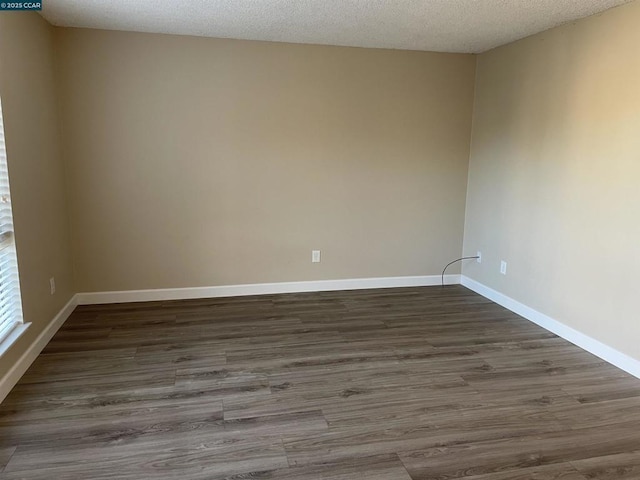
[8,273,635,406]
[76,274,461,305]
[461,275,640,380]
[1,275,458,402]
[0,295,78,403]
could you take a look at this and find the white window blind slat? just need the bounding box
[0,320,19,347]
[0,97,24,350]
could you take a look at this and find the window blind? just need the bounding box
[0,98,23,347]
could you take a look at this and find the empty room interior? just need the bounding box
[0,0,640,478]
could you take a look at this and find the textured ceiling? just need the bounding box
[40,0,632,53]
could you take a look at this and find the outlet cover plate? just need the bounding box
[500,261,507,275]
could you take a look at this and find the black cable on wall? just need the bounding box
[441,256,480,287]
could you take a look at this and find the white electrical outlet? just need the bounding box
[49,277,56,295]
[312,250,321,263]
[500,261,507,275]
[476,251,482,263]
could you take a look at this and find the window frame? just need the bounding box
[0,97,28,358]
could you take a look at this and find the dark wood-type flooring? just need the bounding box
[1,285,640,479]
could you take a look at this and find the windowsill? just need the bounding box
[0,322,31,359]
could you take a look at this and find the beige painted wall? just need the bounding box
[463,1,640,360]
[0,14,75,376]
[55,29,476,292]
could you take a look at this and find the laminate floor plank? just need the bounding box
[0,399,224,449]
[2,434,289,480]
[561,375,640,404]
[445,463,587,480]
[398,421,640,480]
[0,448,15,473]
[571,451,640,479]
[550,396,640,429]
[0,285,638,479]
